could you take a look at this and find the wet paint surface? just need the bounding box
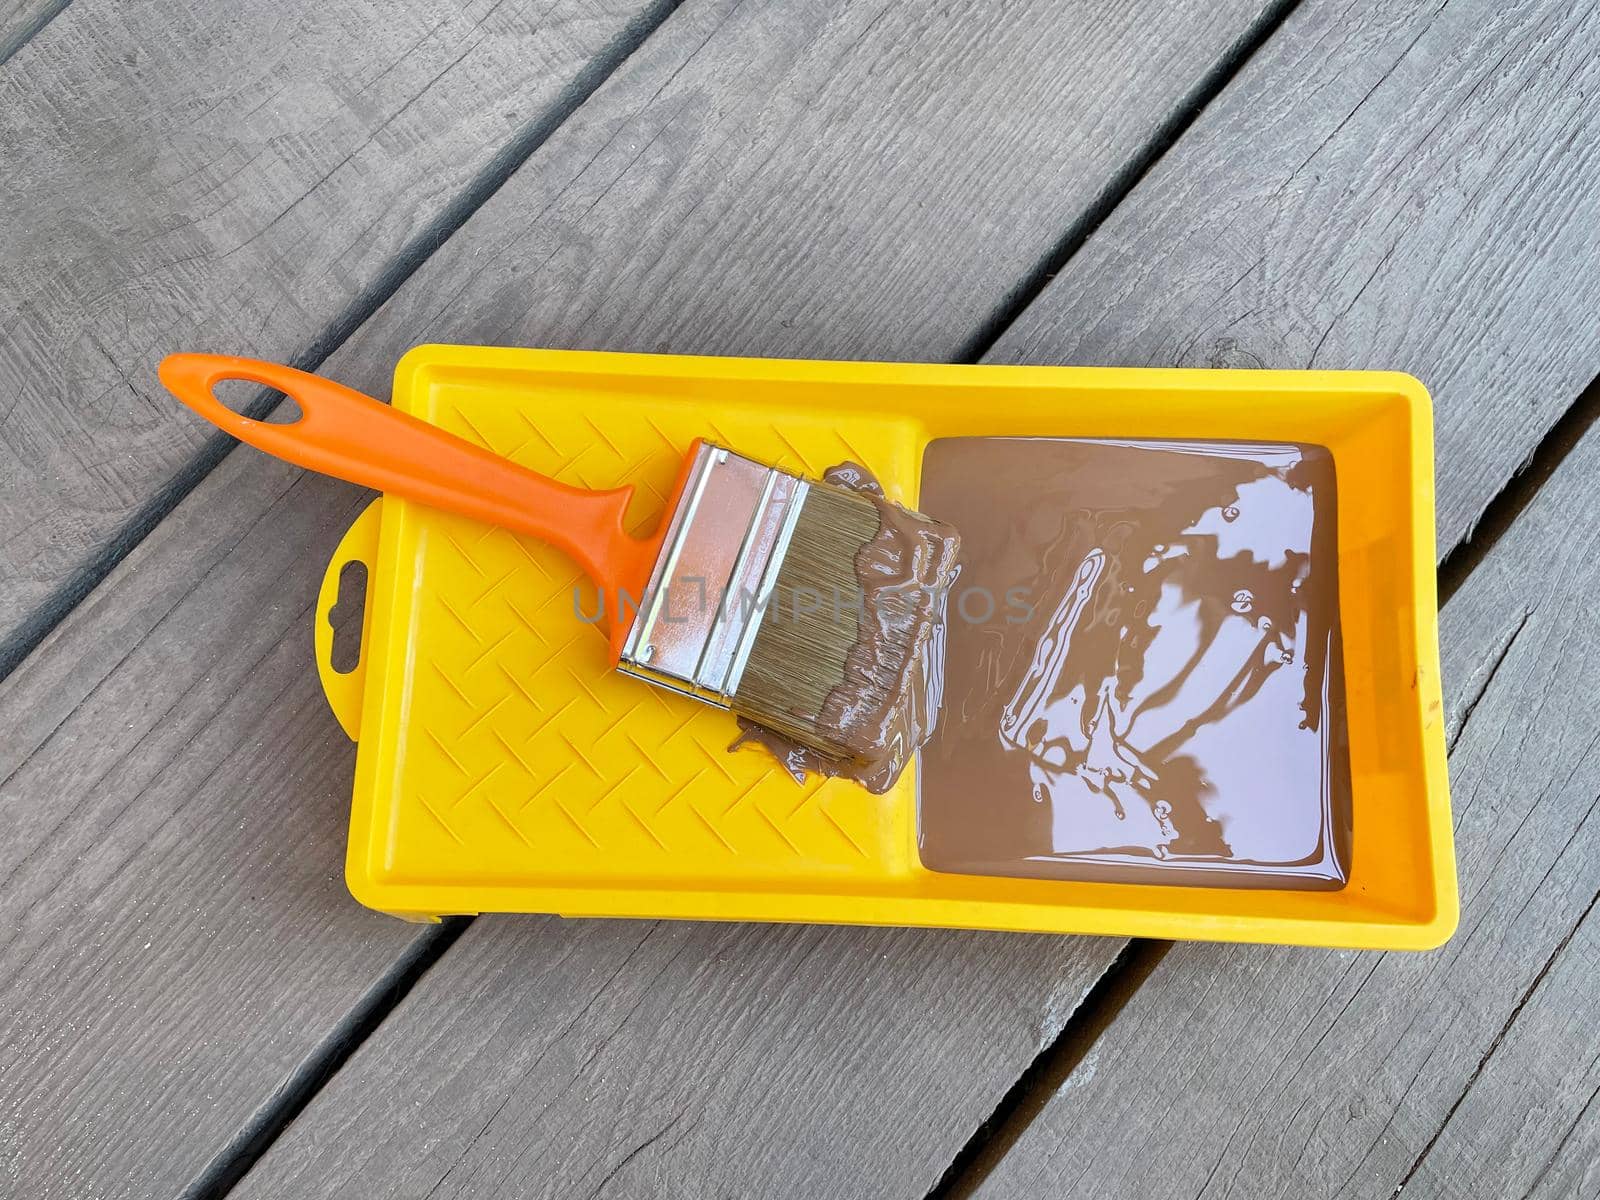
[731,463,959,794]
[917,437,1350,889]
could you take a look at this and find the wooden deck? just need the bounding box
[4,0,1598,1195]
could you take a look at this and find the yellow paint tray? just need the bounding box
[317,346,1455,949]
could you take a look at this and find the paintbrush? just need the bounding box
[158,353,954,767]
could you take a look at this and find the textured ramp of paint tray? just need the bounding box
[371,375,923,889]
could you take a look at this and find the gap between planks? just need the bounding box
[1436,371,1600,607]
[56,9,695,1193]
[925,940,1174,1200]
[0,0,690,686]
[178,920,470,1200]
[190,1,1309,1192]
[927,369,1600,1199]
[0,0,71,67]
[25,0,1588,1192]
[953,0,1305,365]
[1391,885,1600,1198]
[3,1,1308,1193]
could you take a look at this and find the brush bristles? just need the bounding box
[732,483,881,758]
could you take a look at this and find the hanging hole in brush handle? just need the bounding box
[164,355,311,435]
[158,353,663,636]
[208,377,303,426]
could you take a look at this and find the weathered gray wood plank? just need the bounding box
[0,462,426,1195]
[334,0,1280,369]
[0,0,670,674]
[0,0,64,63]
[0,0,1283,1194]
[964,416,1600,1199]
[1402,898,1600,1200]
[248,916,1106,1200]
[988,0,1600,557]
[227,0,1600,1193]
[148,1,1600,1195]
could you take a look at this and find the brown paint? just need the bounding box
[917,437,1350,889]
[731,463,960,794]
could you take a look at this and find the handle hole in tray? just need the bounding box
[329,560,368,674]
[214,379,302,425]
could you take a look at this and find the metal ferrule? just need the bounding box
[618,443,809,706]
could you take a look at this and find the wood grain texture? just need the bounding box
[0,0,1285,1194]
[330,0,1279,370]
[0,0,669,673]
[0,457,427,1195]
[0,0,65,63]
[966,418,1600,1199]
[987,0,1600,556]
[224,0,1600,1192]
[254,1,1600,1190]
[241,917,1111,1200]
[1401,897,1600,1200]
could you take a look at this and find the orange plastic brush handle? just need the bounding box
[159,354,684,644]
